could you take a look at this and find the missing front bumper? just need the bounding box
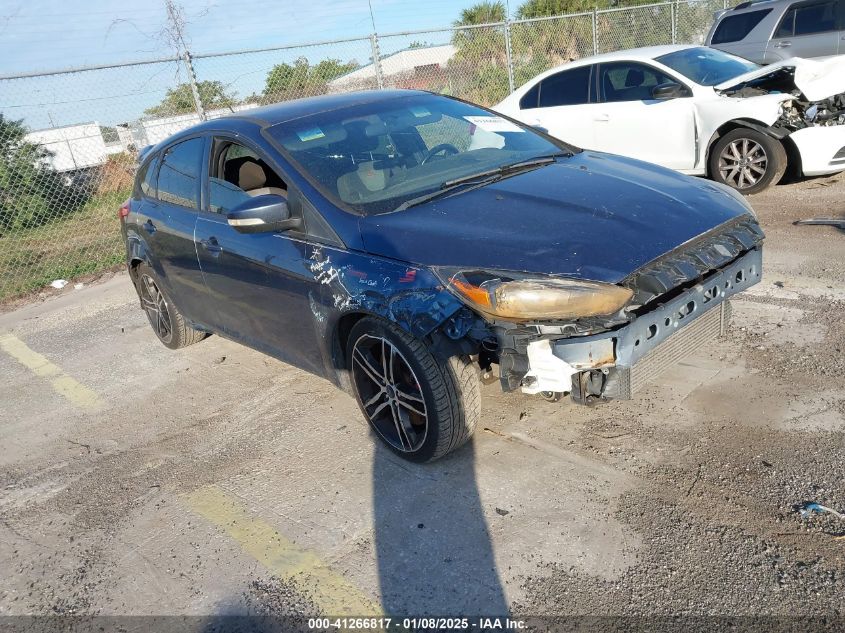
[518,247,761,402]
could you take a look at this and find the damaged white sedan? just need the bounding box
[493,45,845,194]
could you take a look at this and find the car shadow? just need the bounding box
[371,439,509,617]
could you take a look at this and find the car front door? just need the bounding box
[765,0,841,60]
[142,136,209,321]
[194,138,326,375]
[514,64,598,149]
[591,62,696,170]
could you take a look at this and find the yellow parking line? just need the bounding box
[185,485,380,616]
[0,333,102,410]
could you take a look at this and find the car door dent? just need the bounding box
[306,245,465,341]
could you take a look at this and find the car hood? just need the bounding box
[714,56,845,102]
[357,152,756,284]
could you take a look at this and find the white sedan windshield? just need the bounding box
[656,47,760,86]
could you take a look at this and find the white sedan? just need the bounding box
[492,45,845,194]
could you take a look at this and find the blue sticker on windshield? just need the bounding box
[297,127,326,142]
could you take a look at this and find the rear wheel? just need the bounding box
[710,128,786,195]
[134,263,206,350]
[347,317,479,462]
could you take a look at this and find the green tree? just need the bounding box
[262,57,357,103]
[144,80,235,116]
[448,1,510,105]
[0,115,67,234]
[515,0,611,17]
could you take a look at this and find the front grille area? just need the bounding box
[623,216,764,305]
[606,301,730,400]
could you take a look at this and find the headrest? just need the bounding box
[239,161,266,191]
[625,69,645,87]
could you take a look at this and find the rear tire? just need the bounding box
[709,128,786,195]
[347,317,480,462]
[134,263,206,350]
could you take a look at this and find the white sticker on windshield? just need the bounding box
[463,115,524,133]
[410,106,432,118]
[297,127,326,142]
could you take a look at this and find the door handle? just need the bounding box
[774,41,791,48]
[594,114,610,122]
[201,237,223,254]
[142,219,157,235]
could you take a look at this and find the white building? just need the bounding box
[24,122,118,173]
[328,44,456,92]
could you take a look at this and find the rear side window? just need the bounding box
[519,83,541,109]
[157,137,204,208]
[711,9,772,43]
[775,0,839,36]
[536,66,592,108]
[137,155,159,198]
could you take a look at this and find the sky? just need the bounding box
[0,0,496,130]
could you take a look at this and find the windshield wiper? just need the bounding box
[393,173,502,212]
[393,153,572,212]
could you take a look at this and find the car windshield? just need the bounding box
[265,94,572,215]
[655,47,760,86]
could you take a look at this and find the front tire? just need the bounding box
[134,263,206,350]
[347,317,480,462]
[710,128,786,195]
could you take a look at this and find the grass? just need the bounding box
[0,189,131,301]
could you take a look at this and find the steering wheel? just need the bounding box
[421,143,460,165]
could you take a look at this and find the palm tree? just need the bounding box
[454,1,507,26]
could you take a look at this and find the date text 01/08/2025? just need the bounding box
[307,617,527,629]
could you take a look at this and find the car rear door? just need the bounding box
[140,136,209,322]
[591,62,696,170]
[194,137,326,375]
[765,0,841,60]
[513,65,598,149]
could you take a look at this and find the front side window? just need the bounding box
[537,66,592,108]
[776,0,839,36]
[208,141,288,214]
[266,95,570,215]
[711,9,773,44]
[157,137,203,208]
[656,47,760,86]
[598,62,679,102]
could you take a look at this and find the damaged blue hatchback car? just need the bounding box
[121,89,763,462]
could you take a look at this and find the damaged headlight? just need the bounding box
[434,268,633,321]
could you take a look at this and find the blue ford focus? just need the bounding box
[121,89,763,462]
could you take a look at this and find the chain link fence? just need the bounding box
[0,0,732,300]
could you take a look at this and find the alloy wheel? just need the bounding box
[351,334,428,453]
[718,138,768,190]
[139,274,173,344]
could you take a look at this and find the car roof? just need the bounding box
[723,0,785,14]
[201,89,431,128]
[562,44,697,66]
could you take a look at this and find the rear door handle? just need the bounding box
[594,114,610,122]
[774,41,791,48]
[201,237,223,254]
[142,219,157,235]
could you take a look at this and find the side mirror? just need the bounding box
[652,82,686,100]
[226,194,302,234]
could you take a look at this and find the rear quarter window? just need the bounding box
[711,9,773,43]
[136,155,159,199]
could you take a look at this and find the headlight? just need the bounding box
[435,268,633,321]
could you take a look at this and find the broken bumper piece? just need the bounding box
[519,247,762,403]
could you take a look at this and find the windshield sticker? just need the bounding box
[297,127,326,142]
[463,115,524,133]
[409,106,432,118]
